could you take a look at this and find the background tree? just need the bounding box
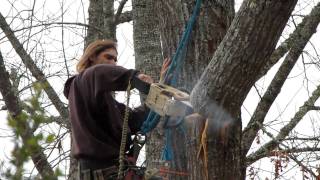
[0,0,320,179]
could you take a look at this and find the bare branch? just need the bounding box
[0,22,100,41]
[242,2,320,155]
[114,0,129,24]
[0,12,70,128]
[258,2,320,79]
[307,105,320,110]
[60,1,70,78]
[247,147,320,164]
[282,137,320,141]
[288,154,318,178]
[246,121,320,179]
[246,83,320,164]
[117,11,132,24]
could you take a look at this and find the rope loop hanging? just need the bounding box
[118,80,132,179]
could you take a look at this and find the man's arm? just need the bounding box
[80,64,138,95]
[131,75,151,95]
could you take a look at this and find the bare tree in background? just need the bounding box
[0,0,320,179]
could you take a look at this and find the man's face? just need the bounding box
[94,48,118,65]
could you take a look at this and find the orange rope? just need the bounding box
[158,167,189,176]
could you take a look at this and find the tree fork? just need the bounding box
[191,0,298,179]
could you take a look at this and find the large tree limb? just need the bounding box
[246,84,320,165]
[0,13,69,128]
[114,0,129,24]
[242,2,320,155]
[0,51,55,178]
[85,0,115,45]
[258,2,320,80]
[189,1,298,179]
[190,0,298,117]
[117,11,132,24]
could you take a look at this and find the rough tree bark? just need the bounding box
[155,0,234,179]
[242,2,320,156]
[132,0,165,170]
[85,0,133,47]
[190,0,298,179]
[85,0,115,46]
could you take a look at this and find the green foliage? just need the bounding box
[54,168,63,178]
[46,134,55,143]
[5,82,61,179]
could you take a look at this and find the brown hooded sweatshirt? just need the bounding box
[63,64,148,162]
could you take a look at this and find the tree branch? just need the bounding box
[246,122,320,179]
[247,147,320,165]
[246,83,320,165]
[0,12,70,128]
[306,105,320,110]
[190,0,298,117]
[258,2,320,79]
[0,20,103,45]
[7,22,101,35]
[117,11,132,24]
[242,2,320,155]
[114,0,129,24]
[0,51,55,178]
[288,154,318,178]
[190,1,298,178]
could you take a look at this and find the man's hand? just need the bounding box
[137,73,154,84]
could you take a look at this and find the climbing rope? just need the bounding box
[118,0,203,170]
[140,0,203,161]
[118,80,132,179]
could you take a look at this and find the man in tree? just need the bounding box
[63,39,153,180]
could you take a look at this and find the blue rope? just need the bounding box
[161,128,173,160]
[140,0,202,160]
[165,0,202,86]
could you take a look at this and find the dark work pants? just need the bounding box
[78,162,118,180]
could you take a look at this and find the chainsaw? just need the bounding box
[132,77,194,118]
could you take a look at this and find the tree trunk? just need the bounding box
[190,0,298,179]
[85,0,116,47]
[155,0,234,179]
[132,0,165,170]
[133,0,163,81]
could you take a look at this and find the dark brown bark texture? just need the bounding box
[189,0,298,179]
[155,0,234,179]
